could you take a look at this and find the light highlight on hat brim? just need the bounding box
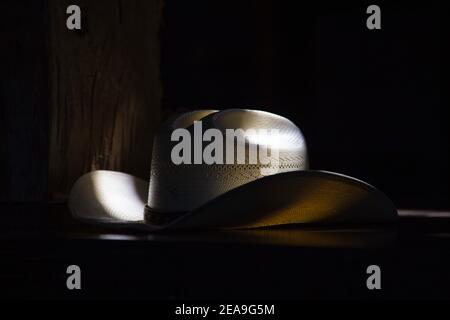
[69,170,148,223]
[69,170,397,230]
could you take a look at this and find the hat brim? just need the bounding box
[69,170,398,231]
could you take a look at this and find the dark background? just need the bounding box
[1,0,449,302]
[161,0,446,210]
[0,0,446,208]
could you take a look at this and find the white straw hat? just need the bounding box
[69,109,397,230]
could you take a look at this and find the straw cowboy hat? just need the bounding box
[69,109,398,230]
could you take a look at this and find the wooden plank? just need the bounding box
[48,0,163,200]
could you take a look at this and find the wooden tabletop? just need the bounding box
[2,204,450,300]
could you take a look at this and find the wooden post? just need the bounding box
[48,0,163,200]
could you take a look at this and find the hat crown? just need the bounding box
[147,109,308,213]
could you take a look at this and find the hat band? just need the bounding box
[143,205,185,225]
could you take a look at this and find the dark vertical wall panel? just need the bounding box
[312,2,445,208]
[0,0,49,202]
[48,0,163,200]
[160,0,445,208]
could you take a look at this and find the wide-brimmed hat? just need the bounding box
[69,109,398,230]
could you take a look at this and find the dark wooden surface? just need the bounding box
[0,1,49,202]
[48,0,163,200]
[2,204,450,300]
[1,0,163,202]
